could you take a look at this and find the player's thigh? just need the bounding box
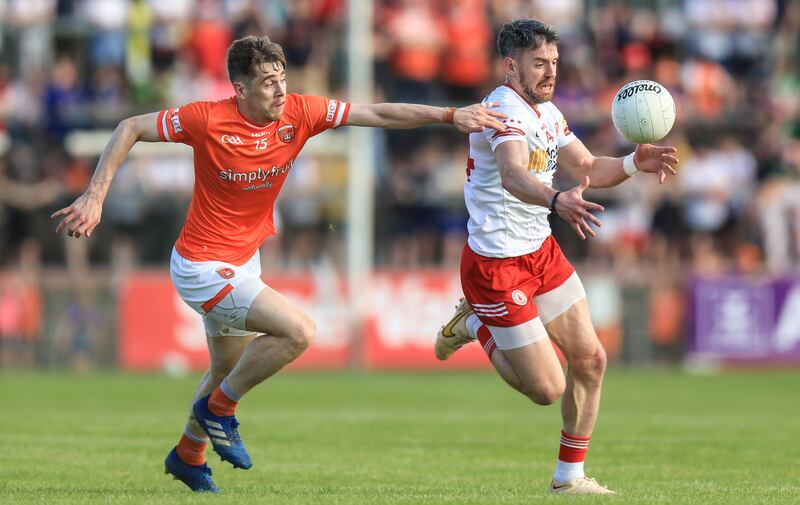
[500,335,565,400]
[535,272,600,357]
[544,298,606,377]
[244,284,315,341]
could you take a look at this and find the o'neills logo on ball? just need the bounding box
[616,81,662,101]
[512,290,528,306]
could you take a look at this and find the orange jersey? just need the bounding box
[156,94,350,265]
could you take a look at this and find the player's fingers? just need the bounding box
[74,221,93,238]
[484,101,501,108]
[664,154,679,165]
[579,175,591,190]
[584,211,603,228]
[659,169,666,184]
[663,162,677,175]
[55,214,78,234]
[50,207,70,219]
[658,145,678,153]
[579,218,596,238]
[483,118,507,131]
[571,221,586,241]
[485,108,508,119]
[583,201,605,213]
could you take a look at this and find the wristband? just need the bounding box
[623,152,640,177]
[442,107,456,124]
[550,191,561,213]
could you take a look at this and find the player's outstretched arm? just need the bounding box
[51,112,162,238]
[495,141,604,240]
[558,138,679,188]
[346,102,507,133]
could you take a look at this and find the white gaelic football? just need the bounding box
[611,80,676,144]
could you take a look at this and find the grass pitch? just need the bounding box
[0,369,798,504]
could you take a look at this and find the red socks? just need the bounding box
[477,325,497,360]
[176,434,207,466]
[558,430,591,463]
[208,386,238,417]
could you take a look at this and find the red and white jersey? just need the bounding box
[156,94,350,266]
[465,84,576,258]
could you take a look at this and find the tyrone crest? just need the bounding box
[278,124,295,143]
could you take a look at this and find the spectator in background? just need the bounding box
[80,0,129,68]
[440,0,491,103]
[380,0,445,103]
[43,55,89,139]
[756,139,800,272]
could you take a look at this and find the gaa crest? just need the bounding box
[278,124,295,143]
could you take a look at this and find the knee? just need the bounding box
[286,316,316,356]
[524,376,566,406]
[571,346,607,384]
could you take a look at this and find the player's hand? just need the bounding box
[453,102,507,133]
[51,192,103,238]
[554,176,604,240]
[634,143,679,184]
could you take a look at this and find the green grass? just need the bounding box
[0,370,798,504]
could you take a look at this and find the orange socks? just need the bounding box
[176,433,207,466]
[208,385,239,417]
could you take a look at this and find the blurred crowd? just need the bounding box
[0,0,799,277]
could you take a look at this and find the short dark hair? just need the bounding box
[226,36,287,84]
[497,19,559,58]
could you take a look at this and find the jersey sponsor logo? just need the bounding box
[218,158,295,191]
[215,267,235,279]
[325,99,338,121]
[221,134,245,145]
[527,147,558,174]
[512,290,528,306]
[169,109,183,133]
[278,124,295,143]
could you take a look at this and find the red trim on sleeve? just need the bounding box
[336,102,351,128]
[201,283,234,313]
[156,110,167,142]
[491,126,526,140]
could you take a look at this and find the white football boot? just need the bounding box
[548,476,616,495]
[435,298,476,360]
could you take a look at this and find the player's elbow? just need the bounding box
[117,117,137,135]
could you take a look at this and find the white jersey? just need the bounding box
[465,84,576,258]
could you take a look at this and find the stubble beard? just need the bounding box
[524,82,555,104]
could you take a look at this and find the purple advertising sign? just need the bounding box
[690,276,800,361]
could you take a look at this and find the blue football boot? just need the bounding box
[192,394,253,469]
[164,447,219,493]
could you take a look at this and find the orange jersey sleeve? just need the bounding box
[156,101,211,145]
[299,95,351,136]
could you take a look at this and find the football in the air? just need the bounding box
[611,80,676,144]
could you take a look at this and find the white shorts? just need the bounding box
[169,247,266,336]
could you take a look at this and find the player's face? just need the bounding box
[513,43,559,104]
[242,62,287,122]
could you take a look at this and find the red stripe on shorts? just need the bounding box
[201,283,233,313]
